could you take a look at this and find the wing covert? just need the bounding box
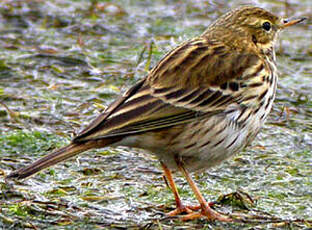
[74,37,266,142]
[148,37,264,112]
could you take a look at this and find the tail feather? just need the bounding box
[6,140,111,180]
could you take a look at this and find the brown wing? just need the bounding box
[148,37,263,111]
[74,80,206,141]
[74,37,265,142]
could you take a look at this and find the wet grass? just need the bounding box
[0,0,311,229]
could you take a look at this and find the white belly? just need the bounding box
[117,110,261,172]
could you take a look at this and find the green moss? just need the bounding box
[0,0,311,229]
[8,203,31,217]
[0,130,68,156]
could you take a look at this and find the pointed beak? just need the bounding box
[282,17,307,29]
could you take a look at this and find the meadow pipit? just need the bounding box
[7,6,306,221]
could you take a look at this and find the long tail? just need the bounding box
[6,139,115,180]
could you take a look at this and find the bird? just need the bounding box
[6,6,306,222]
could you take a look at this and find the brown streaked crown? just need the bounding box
[203,6,281,51]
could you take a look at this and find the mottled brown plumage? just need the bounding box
[7,6,305,222]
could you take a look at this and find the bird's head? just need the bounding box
[206,6,306,54]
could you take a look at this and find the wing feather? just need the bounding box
[148,37,264,112]
[74,37,266,142]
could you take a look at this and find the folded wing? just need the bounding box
[74,37,264,142]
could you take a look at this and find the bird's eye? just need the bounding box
[262,21,271,31]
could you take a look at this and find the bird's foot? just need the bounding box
[178,202,232,222]
[167,204,200,216]
[167,201,217,216]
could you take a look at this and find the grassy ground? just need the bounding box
[0,0,311,229]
